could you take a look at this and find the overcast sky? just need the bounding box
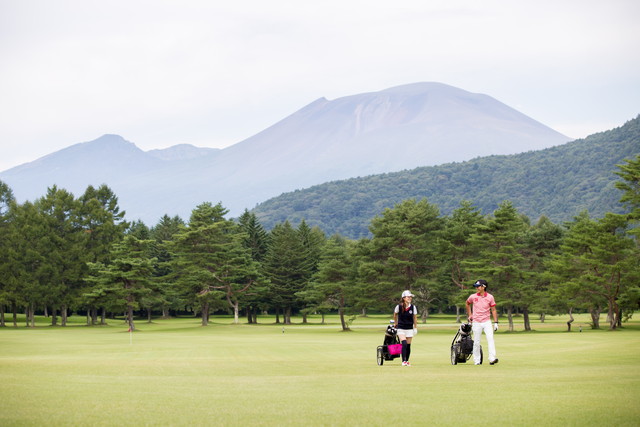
[1,0,638,171]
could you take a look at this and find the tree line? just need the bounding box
[0,156,638,331]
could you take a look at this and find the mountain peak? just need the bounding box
[1,82,575,223]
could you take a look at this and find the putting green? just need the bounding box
[1,314,638,426]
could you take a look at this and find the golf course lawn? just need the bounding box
[1,313,639,426]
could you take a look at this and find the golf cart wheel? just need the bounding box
[377,346,384,366]
[450,345,458,365]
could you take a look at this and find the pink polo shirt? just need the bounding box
[466,292,496,323]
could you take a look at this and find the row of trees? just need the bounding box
[1,156,638,331]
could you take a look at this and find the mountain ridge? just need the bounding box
[252,116,640,238]
[0,82,572,223]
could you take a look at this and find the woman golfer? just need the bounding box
[393,290,418,366]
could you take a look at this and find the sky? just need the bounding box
[1,0,639,172]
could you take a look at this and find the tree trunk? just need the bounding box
[147,308,152,323]
[12,303,18,327]
[566,307,574,332]
[507,306,514,332]
[590,308,601,329]
[233,302,240,324]
[101,307,107,325]
[0,304,5,327]
[127,305,136,331]
[51,307,58,326]
[540,312,546,323]
[523,307,531,331]
[28,304,35,327]
[617,309,623,328]
[321,312,325,325]
[302,312,308,324]
[608,301,619,330]
[339,307,350,331]
[275,308,280,324]
[61,304,68,326]
[201,302,209,326]
[284,307,292,325]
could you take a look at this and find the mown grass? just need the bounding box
[1,313,639,426]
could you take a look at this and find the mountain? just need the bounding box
[252,116,640,238]
[147,144,220,161]
[0,82,571,224]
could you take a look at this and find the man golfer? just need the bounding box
[465,279,499,365]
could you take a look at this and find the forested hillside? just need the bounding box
[253,116,640,238]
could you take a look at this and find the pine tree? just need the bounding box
[0,181,15,326]
[263,221,308,324]
[86,235,155,331]
[360,199,444,314]
[172,203,259,325]
[550,211,638,329]
[464,201,528,331]
[36,186,85,326]
[78,185,128,324]
[303,235,357,330]
[441,200,485,321]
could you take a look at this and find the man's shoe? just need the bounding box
[490,358,499,365]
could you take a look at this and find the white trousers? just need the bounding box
[472,320,496,364]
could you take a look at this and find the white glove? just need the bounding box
[493,323,499,331]
[413,328,418,336]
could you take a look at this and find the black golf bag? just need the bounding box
[450,322,482,365]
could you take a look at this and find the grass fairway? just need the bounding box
[1,314,639,426]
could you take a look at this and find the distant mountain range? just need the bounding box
[253,116,640,238]
[0,82,571,224]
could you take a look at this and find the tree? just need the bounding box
[464,201,528,331]
[86,235,155,331]
[5,201,47,327]
[150,215,186,318]
[550,211,638,330]
[238,210,270,262]
[36,186,85,326]
[172,203,259,325]
[0,181,15,326]
[301,235,356,331]
[522,216,564,324]
[360,199,444,316]
[615,154,640,227]
[78,185,128,324]
[295,220,326,322]
[263,221,309,324]
[237,210,271,323]
[441,201,485,321]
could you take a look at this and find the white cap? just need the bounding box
[401,290,415,298]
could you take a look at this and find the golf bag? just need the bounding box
[450,322,483,365]
[377,321,401,365]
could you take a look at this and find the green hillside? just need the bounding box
[253,116,640,238]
